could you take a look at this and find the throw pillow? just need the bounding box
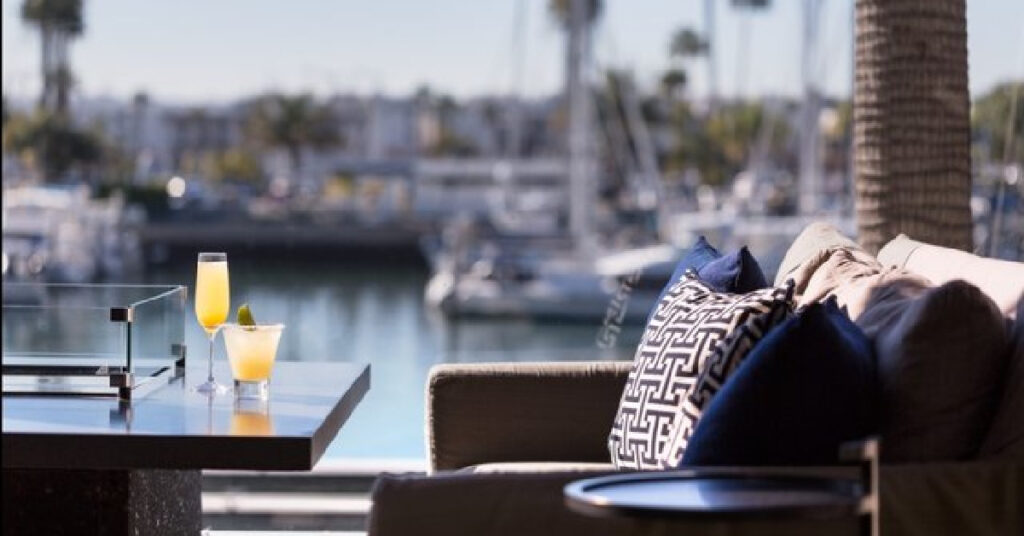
[681,299,878,466]
[609,274,793,470]
[978,294,1024,460]
[650,237,769,321]
[857,279,1009,462]
[788,245,931,320]
[666,236,721,286]
[877,234,1024,318]
[663,237,768,293]
[775,221,862,286]
[698,246,768,294]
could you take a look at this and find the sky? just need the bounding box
[3,0,1023,105]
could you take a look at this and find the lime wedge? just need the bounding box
[237,303,256,326]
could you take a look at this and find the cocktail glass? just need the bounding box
[194,252,230,394]
[221,323,284,399]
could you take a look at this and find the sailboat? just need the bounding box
[424,0,679,323]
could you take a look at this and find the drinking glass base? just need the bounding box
[234,379,269,399]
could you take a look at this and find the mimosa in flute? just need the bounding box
[195,252,230,394]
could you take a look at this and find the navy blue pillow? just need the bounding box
[680,299,878,466]
[667,236,721,285]
[697,246,768,294]
[657,237,768,306]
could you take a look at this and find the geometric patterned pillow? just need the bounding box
[608,273,794,469]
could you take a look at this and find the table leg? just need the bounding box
[2,468,201,536]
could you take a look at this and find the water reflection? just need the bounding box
[137,259,639,460]
[231,398,274,436]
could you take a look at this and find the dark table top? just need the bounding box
[2,361,370,471]
[565,470,864,521]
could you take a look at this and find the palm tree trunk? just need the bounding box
[39,24,54,110]
[853,0,973,253]
[288,145,302,191]
[54,30,70,115]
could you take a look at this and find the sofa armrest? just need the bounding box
[427,361,632,472]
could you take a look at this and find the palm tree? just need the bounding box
[243,93,341,189]
[21,0,84,115]
[659,69,687,99]
[853,0,972,253]
[669,27,708,60]
[547,0,602,26]
[3,108,102,182]
[666,27,708,107]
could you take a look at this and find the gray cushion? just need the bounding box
[464,462,616,474]
[857,280,1009,462]
[978,296,1024,460]
[369,462,1024,536]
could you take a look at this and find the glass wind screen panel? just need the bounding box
[2,293,125,369]
[129,286,187,375]
[1,284,185,370]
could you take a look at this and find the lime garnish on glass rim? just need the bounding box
[237,303,256,327]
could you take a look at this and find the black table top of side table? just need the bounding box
[2,361,370,471]
[564,470,865,522]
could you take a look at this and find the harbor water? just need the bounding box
[140,258,641,462]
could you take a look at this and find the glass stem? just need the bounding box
[207,334,215,383]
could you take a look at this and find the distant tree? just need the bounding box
[669,27,708,60]
[424,95,478,157]
[659,69,687,99]
[201,148,264,184]
[3,109,101,182]
[664,27,707,108]
[972,81,1023,163]
[668,102,788,187]
[854,0,972,253]
[21,0,84,114]
[243,93,341,185]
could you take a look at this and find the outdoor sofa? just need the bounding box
[368,228,1024,536]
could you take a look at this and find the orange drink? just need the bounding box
[221,323,284,399]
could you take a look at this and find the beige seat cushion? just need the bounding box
[857,280,1009,462]
[877,234,1024,318]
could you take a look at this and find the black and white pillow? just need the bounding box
[608,274,793,469]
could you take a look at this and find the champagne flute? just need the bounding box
[194,252,230,394]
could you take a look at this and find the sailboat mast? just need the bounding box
[704,0,718,113]
[798,0,824,215]
[567,0,595,253]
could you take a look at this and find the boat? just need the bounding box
[2,185,142,283]
[424,6,679,325]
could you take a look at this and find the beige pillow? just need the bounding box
[788,245,929,320]
[877,234,1024,318]
[775,221,861,286]
[858,280,1009,462]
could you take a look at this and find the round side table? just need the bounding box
[565,441,878,536]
